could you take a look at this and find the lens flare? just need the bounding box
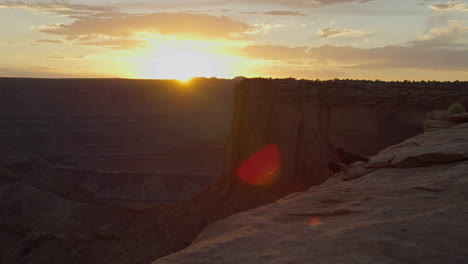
[308,217,321,228]
[235,144,280,186]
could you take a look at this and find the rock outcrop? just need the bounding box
[221,79,468,199]
[148,79,468,262]
[2,78,468,263]
[424,110,468,132]
[153,121,468,264]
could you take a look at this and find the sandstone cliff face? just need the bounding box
[153,121,468,264]
[223,79,468,197]
[3,79,468,264]
[146,80,468,261]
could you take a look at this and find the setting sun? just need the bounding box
[133,42,231,81]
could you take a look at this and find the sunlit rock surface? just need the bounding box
[153,123,468,264]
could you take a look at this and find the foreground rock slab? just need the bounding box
[153,124,468,264]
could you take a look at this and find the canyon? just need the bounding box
[0,77,233,202]
[0,78,467,263]
[221,79,468,199]
[155,121,468,264]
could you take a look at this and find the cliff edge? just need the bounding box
[153,121,468,264]
[221,79,468,201]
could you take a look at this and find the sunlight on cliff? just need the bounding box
[235,144,280,186]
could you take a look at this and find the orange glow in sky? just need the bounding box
[235,144,281,186]
[0,0,466,81]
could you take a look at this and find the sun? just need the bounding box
[137,44,229,81]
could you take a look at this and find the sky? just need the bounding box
[0,0,467,81]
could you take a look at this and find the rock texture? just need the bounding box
[153,122,468,264]
[0,160,259,264]
[222,79,468,198]
[425,110,468,132]
[148,80,468,262]
[0,160,174,264]
[52,167,217,203]
[2,79,468,263]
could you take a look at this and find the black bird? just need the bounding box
[328,159,347,174]
[337,148,369,165]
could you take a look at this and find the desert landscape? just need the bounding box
[1,78,468,263]
[0,77,233,204]
[1,0,468,263]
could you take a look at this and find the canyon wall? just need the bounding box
[0,78,233,203]
[52,167,217,203]
[223,79,468,197]
[2,78,468,264]
[0,78,233,175]
[154,120,468,264]
[153,79,468,258]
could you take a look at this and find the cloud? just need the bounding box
[307,45,468,70]
[242,45,308,60]
[413,20,468,47]
[78,39,146,50]
[9,2,253,49]
[428,2,468,11]
[316,26,373,39]
[36,39,63,44]
[311,0,375,6]
[0,0,117,17]
[39,12,251,40]
[0,66,108,78]
[263,10,307,16]
[241,44,468,71]
[117,0,376,9]
[243,10,307,16]
[244,23,285,35]
[47,54,86,59]
[251,0,376,7]
[0,0,379,18]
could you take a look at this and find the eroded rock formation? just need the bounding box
[2,78,468,264]
[0,160,174,264]
[222,79,468,199]
[153,119,468,264]
[151,79,468,261]
[52,167,217,203]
